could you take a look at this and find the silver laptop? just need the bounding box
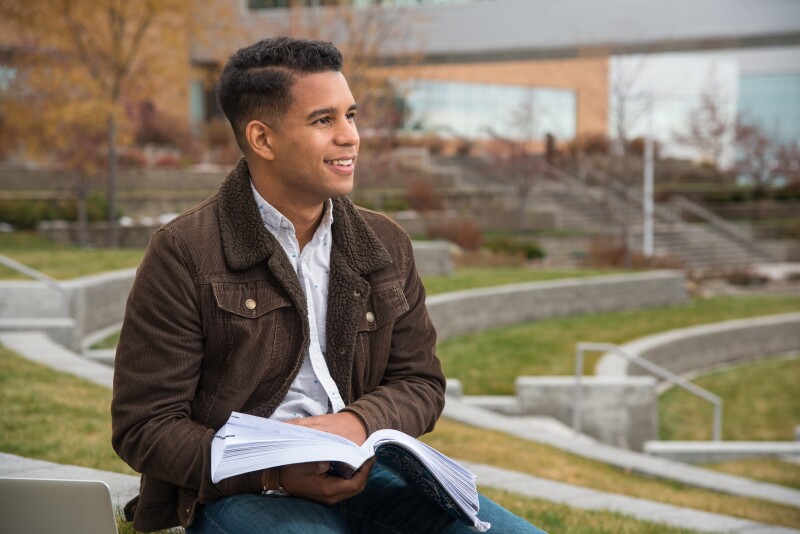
[0,477,118,534]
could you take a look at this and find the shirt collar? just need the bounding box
[250,181,334,238]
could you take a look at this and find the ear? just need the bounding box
[245,120,275,161]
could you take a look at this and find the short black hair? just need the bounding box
[217,37,344,151]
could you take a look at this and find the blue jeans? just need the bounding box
[188,465,546,533]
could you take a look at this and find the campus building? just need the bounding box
[186,0,800,162]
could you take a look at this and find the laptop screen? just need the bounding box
[0,477,119,534]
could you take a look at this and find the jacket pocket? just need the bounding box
[357,282,409,332]
[212,281,291,318]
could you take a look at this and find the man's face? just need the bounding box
[267,71,359,207]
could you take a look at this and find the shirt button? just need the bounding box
[245,298,256,310]
[366,312,375,323]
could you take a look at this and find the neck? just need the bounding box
[249,163,326,251]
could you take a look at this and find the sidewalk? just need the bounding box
[2,330,799,533]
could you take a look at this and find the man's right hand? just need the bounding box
[279,459,374,505]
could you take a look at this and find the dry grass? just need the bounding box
[478,487,700,534]
[422,418,800,528]
[660,356,800,441]
[0,345,134,474]
[705,458,800,490]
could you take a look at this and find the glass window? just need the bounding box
[739,73,800,145]
[397,79,577,141]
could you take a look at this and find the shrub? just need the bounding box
[569,133,611,156]
[118,149,147,169]
[0,193,113,229]
[381,197,411,212]
[407,181,443,212]
[426,217,482,250]
[584,237,682,269]
[724,269,769,286]
[485,237,545,260]
[153,153,182,169]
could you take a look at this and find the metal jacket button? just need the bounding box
[353,290,361,298]
[245,299,256,310]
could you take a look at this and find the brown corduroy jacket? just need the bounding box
[111,159,445,532]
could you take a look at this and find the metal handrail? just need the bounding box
[0,254,67,292]
[670,196,775,261]
[573,342,722,441]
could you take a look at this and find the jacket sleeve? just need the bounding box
[111,228,261,502]
[342,230,446,438]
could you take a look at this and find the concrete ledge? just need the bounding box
[516,376,658,451]
[411,240,454,277]
[0,269,135,351]
[0,318,76,349]
[427,270,687,342]
[0,331,114,389]
[596,312,800,378]
[645,441,800,464]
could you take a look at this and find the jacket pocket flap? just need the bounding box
[359,283,409,332]
[212,281,291,318]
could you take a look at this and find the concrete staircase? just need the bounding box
[377,150,779,268]
[528,167,777,268]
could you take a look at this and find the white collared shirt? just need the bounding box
[250,183,345,420]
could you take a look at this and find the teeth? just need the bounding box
[327,159,353,166]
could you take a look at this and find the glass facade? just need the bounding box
[739,73,800,146]
[399,80,577,142]
[249,0,480,8]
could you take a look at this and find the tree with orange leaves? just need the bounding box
[1,0,230,246]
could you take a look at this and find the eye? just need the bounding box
[314,117,331,125]
[346,111,357,121]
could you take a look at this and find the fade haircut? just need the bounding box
[218,37,344,151]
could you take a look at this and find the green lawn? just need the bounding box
[0,232,145,280]
[437,295,800,395]
[422,267,628,295]
[660,356,800,442]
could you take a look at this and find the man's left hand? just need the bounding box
[287,412,368,445]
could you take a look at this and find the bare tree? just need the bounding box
[485,93,546,231]
[735,120,798,197]
[674,74,736,172]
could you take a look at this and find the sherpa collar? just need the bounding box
[217,158,391,274]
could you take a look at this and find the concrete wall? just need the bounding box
[596,312,800,378]
[427,270,687,342]
[0,269,136,352]
[516,376,658,451]
[411,241,453,277]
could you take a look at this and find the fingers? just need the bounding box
[280,460,374,506]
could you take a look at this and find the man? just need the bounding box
[112,37,543,533]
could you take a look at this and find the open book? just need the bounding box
[211,412,491,532]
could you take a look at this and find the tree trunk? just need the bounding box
[76,172,89,246]
[106,112,118,248]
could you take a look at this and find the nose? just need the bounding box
[334,118,359,147]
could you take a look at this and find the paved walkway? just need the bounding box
[1,331,799,533]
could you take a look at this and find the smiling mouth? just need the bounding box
[324,158,354,166]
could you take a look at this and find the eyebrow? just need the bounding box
[305,104,358,122]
